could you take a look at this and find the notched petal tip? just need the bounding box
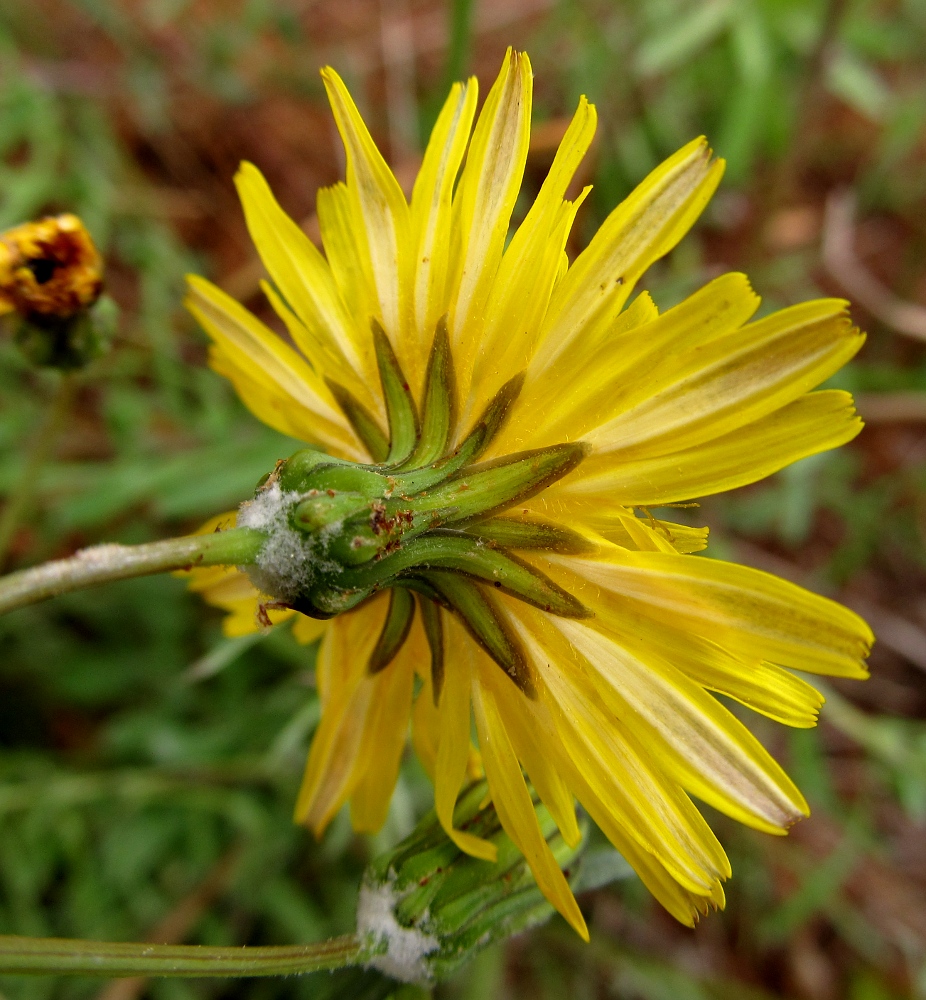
[676,134,714,166]
[234,159,259,181]
[318,64,343,89]
[678,135,725,190]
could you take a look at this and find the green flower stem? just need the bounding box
[0,527,265,616]
[0,372,78,565]
[0,933,367,978]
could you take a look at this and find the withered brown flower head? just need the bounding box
[0,214,103,320]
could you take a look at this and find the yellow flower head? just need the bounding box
[184,50,872,938]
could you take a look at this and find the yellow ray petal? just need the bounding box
[260,278,378,416]
[523,98,597,218]
[471,95,597,407]
[555,618,810,834]
[472,668,589,940]
[612,507,680,553]
[411,668,440,780]
[532,137,724,379]
[234,163,371,390]
[208,346,364,460]
[350,625,418,833]
[186,276,362,456]
[574,785,722,926]
[511,612,730,891]
[321,67,412,366]
[514,496,709,555]
[182,564,240,594]
[578,596,824,728]
[292,614,329,645]
[194,571,258,603]
[223,598,293,636]
[680,652,824,729]
[586,300,865,457]
[434,616,498,861]
[294,597,389,833]
[471,188,591,417]
[512,272,758,450]
[487,666,582,849]
[409,78,478,384]
[447,49,533,402]
[545,545,873,678]
[317,182,377,366]
[297,678,373,834]
[177,514,300,636]
[554,390,862,508]
[189,567,296,636]
[535,546,840,732]
[612,516,708,554]
[491,289,658,454]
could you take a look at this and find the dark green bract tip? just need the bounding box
[242,317,592,694]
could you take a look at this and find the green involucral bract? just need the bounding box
[241,320,591,695]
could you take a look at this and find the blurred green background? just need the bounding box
[1,0,925,997]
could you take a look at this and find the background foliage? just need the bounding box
[1,0,925,997]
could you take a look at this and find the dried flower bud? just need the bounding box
[0,214,103,319]
[0,215,113,370]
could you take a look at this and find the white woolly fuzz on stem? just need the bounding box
[356,876,439,984]
[237,482,328,602]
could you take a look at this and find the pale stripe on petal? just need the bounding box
[556,390,862,507]
[447,49,533,401]
[555,618,811,833]
[511,611,731,892]
[409,79,478,388]
[471,95,597,409]
[350,627,418,833]
[532,137,724,378]
[234,163,370,388]
[321,68,412,366]
[435,616,497,861]
[586,301,865,456]
[473,665,589,940]
[545,546,873,678]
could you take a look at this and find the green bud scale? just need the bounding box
[11,295,117,371]
[356,781,589,983]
